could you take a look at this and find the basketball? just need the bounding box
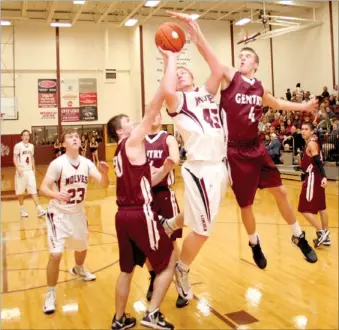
[155,22,186,52]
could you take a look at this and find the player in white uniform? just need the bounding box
[39,129,109,315]
[160,42,227,300]
[13,130,46,217]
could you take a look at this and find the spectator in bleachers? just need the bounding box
[293,115,301,128]
[258,116,270,132]
[278,125,286,143]
[286,88,292,101]
[325,106,336,119]
[264,134,271,147]
[322,86,330,98]
[271,113,281,128]
[331,84,338,96]
[267,133,281,164]
[286,119,293,134]
[269,126,276,135]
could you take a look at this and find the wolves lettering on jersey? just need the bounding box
[168,86,225,162]
[145,131,174,188]
[114,138,153,207]
[14,142,34,171]
[48,155,91,214]
[220,72,264,142]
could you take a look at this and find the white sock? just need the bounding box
[290,222,303,237]
[249,233,259,245]
[167,216,179,231]
[177,260,190,273]
[48,286,56,293]
[20,206,25,211]
[37,205,43,211]
[75,264,84,271]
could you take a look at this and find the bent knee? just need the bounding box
[49,253,62,263]
[269,185,287,197]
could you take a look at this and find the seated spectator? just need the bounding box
[331,84,338,98]
[264,134,271,147]
[278,125,286,143]
[258,116,271,132]
[267,133,281,164]
[269,126,276,135]
[326,106,336,119]
[329,95,337,106]
[285,119,293,133]
[271,113,281,128]
[322,86,330,98]
[293,115,301,128]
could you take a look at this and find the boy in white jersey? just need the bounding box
[13,130,46,217]
[39,129,109,314]
[159,42,227,300]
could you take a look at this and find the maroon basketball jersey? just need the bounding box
[114,138,153,207]
[220,71,264,142]
[301,139,323,175]
[145,131,174,188]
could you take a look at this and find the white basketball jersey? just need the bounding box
[46,154,96,214]
[13,142,34,171]
[170,86,225,162]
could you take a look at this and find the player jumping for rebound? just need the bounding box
[40,129,109,314]
[160,36,227,300]
[298,122,330,247]
[170,12,317,267]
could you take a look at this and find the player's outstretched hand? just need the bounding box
[167,11,200,43]
[321,177,327,188]
[163,156,176,172]
[158,46,181,58]
[54,191,71,202]
[303,98,318,113]
[98,161,109,175]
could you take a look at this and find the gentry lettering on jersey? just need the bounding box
[235,93,262,105]
[21,150,32,155]
[146,150,164,159]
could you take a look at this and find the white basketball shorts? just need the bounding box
[15,169,37,195]
[46,206,89,254]
[181,161,228,236]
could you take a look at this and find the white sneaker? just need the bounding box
[43,290,56,314]
[20,209,29,217]
[38,208,47,217]
[70,266,96,281]
[174,263,193,301]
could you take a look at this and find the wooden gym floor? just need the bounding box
[1,165,338,329]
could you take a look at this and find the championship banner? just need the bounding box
[38,79,57,108]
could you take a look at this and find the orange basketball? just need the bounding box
[155,22,186,53]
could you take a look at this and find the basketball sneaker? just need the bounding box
[314,230,331,247]
[313,230,330,248]
[291,231,317,263]
[176,294,189,308]
[43,290,56,314]
[146,271,156,301]
[37,208,47,217]
[20,209,28,217]
[70,265,96,281]
[141,308,174,330]
[111,313,136,330]
[174,263,193,300]
[249,237,267,269]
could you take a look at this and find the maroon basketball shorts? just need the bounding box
[298,173,326,214]
[227,141,282,208]
[115,206,173,274]
[152,186,182,241]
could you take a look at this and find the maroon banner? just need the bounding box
[61,108,80,122]
[80,92,97,106]
[38,79,57,108]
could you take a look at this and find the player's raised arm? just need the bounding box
[127,87,165,149]
[168,11,236,91]
[160,48,181,113]
[88,161,109,188]
[263,89,318,113]
[166,135,180,166]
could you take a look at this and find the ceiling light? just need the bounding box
[50,22,72,27]
[0,20,11,26]
[279,1,293,5]
[73,1,86,4]
[124,19,138,27]
[145,1,160,7]
[190,14,200,20]
[235,18,251,26]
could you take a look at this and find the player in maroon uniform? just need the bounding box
[145,112,188,308]
[169,12,317,267]
[107,88,176,330]
[298,122,330,247]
